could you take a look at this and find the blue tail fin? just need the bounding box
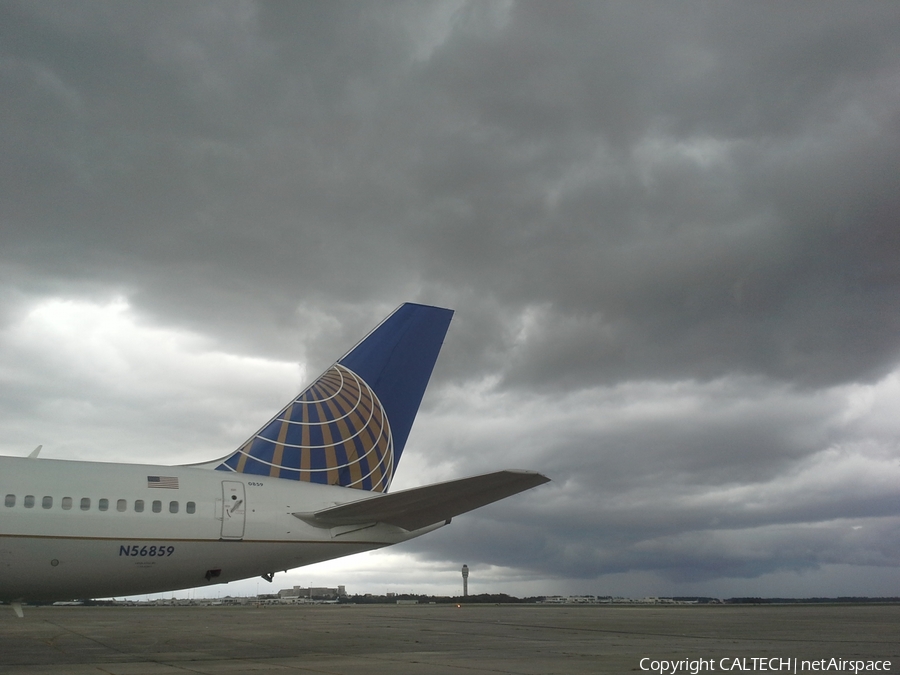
[212,303,453,492]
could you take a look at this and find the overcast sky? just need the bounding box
[2,1,900,599]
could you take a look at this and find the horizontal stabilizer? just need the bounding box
[294,470,550,532]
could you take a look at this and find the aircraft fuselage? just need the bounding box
[0,456,429,602]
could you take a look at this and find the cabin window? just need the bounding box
[186,501,196,514]
[169,501,178,514]
[4,494,14,507]
[24,495,35,508]
[117,499,127,512]
[134,500,144,513]
[152,500,162,513]
[61,497,73,510]
[80,498,90,511]
[42,496,53,509]
[99,498,109,511]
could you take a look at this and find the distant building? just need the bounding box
[275,585,347,601]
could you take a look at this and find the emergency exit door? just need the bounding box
[220,481,246,539]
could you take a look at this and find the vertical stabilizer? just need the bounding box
[210,303,453,492]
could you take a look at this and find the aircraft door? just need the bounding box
[220,481,246,540]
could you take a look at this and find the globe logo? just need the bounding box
[225,364,395,492]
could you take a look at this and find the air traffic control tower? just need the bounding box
[462,564,469,597]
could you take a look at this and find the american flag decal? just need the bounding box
[147,476,179,489]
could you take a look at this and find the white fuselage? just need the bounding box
[0,456,433,602]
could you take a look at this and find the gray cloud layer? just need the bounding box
[2,1,899,597]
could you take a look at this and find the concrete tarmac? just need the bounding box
[0,603,897,674]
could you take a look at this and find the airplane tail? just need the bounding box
[208,303,453,492]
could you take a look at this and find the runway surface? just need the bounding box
[0,603,897,674]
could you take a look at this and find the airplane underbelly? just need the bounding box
[0,536,381,601]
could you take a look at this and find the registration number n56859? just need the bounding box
[119,545,175,557]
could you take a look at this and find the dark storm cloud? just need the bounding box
[2,1,900,596]
[406,2,900,387]
[3,1,899,383]
[401,374,900,586]
[0,0,421,354]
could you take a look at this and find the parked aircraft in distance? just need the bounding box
[0,303,549,617]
